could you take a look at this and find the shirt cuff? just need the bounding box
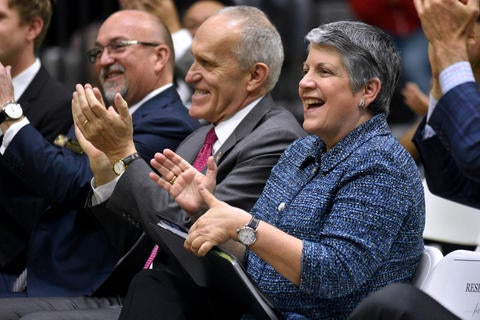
[439,61,474,95]
[0,117,30,154]
[426,93,438,122]
[171,29,192,62]
[423,93,438,139]
[91,175,121,206]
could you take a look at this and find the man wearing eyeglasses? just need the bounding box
[0,8,199,311]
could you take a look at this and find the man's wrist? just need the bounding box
[430,41,469,74]
[0,115,25,133]
[92,165,118,186]
[107,145,137,163]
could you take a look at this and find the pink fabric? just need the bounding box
[192,128,218,171]
[143,244,158,269]
[143,127,217,269]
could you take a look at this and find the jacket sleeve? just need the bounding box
[2,125,92,207]
[413,113,480,209]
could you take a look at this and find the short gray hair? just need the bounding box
[219,6,284,91]
[305,21,401,116]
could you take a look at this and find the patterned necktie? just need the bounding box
[144,127,218,269]
[192,127,218,171]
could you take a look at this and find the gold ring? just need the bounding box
[82,119,89,126]
[169,175,177,185]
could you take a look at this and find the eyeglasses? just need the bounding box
[86,40,159,64]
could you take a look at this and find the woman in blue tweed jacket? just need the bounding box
[157,21,425,319]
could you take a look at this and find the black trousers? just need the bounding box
[119,267,242,320]
[347,283,460,320]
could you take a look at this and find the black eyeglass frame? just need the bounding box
[86,40,159,64]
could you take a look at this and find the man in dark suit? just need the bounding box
[411,0,480,209]
[0,8,199,310]
[0,5,306,319]
[0,0,72,274]
[348,0,480,319]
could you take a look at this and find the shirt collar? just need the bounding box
[12,58,41,101]
[212,96,263,154]
[128,83,173,115]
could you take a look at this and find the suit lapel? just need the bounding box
[17,66,48,114]
[214,94,274,163]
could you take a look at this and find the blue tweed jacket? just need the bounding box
[245,114,425,319]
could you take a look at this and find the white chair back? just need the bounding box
[420,250,480,319]
[412,245,443,288]
[422,179,480,247]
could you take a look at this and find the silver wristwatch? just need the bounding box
[237,216,260,246]
[0,101,23,124]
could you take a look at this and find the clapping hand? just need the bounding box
[149,150,217,215]
[184,185,250,256]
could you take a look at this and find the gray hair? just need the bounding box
[305,21,401,115]
[218,6,284,91]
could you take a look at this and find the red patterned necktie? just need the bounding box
[144,127,218,269]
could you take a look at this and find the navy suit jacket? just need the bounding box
[0,86,200,296]
[0,65,72,271]
[413,81,480,209]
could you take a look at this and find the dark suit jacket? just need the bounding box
[0,86,200,297]
[413,81,480,209]
[91,94,306,287]
[0,65,72,271]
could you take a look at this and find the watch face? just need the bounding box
[113,160,126,175]
[4,103,22,119]
[238,227,256,246]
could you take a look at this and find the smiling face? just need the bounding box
[185,15,252,124]
[299,44,372,149]
[94,11,166,105]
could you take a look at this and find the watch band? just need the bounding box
[0,109,8,124]
[246,216,260,230]
[122,152,141,166]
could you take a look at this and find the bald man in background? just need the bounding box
[118,0,226,105]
